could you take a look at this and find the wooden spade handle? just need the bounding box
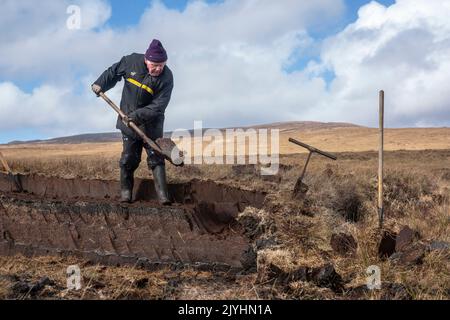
[98,91,184,166]
[98,92,164,154]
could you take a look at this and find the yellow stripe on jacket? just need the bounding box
[126,78,154,95]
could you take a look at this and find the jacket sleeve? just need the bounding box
[134,75,174,123]
[93,56,127,92]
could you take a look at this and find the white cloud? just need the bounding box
[0,79,122,138]
[0,0,344,140]
[0,0,449,143]
[0,0,111,75]
[316,0,450,127]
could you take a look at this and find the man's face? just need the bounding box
[145,59,166,77]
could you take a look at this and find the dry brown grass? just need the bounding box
[1,125,449,174]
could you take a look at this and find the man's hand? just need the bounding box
[122,115,132,127]
[123,112,140,127]
[91,84,102,96]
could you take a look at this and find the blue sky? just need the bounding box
[108,0,221,26]
[1,0,449,144]
[106,0,395,29]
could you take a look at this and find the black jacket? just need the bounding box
[93,53,174,138]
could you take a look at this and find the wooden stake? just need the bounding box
[378,90,384,229]
[0,151,12,173]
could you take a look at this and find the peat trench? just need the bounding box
[0,173,266,271]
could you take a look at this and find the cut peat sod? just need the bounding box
[0,172,266,271]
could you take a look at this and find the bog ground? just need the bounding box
[0,123,449,300]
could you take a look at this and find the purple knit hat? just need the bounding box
[145,39,167,62]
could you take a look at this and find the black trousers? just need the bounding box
[119,115,165,190]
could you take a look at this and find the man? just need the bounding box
[91,39,173,205]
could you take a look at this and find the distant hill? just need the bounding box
[5,121,363,145]
[239,121,363,132]
[7,133,123,145]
